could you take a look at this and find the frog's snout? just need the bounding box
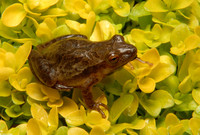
[129,45,137,60]
[120,44,137,61]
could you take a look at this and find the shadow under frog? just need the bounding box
[28,34,137,118]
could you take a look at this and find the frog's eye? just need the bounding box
[108,53,119,64]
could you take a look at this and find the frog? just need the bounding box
[28,34,137,118]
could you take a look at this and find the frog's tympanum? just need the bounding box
[28,34,137,118]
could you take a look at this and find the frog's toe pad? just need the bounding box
[92,102,108,118]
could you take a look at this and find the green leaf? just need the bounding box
[11,91,25,105]
[170,24,191,47]
[52,25,71,38]
[105,80,122,96]
[178,75,193,93]
[139,93,161,117]
[21,102,31,116]
[123,92,139,116]
[0,80,12,97]
[8,124,27,135]
[174,93,197,111]
[129,2,151,22]
[107,122,145,134]
[150,90,174,108]
[144,0,168,12]
[5,105,23,118]
[178,51,194,81]
[168,0,194,10]
[109,94,134,123]
[0,120,8,132]
[0,96,12,108]
[1,42,17,53]
[55,126,68,135]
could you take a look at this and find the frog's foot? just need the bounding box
[92,102,108,118]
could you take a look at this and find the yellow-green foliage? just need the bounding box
[0,0,200,134]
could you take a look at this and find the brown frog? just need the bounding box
[28,34,137,118]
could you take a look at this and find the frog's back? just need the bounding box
[40,37,107,80]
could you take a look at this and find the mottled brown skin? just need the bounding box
[28,34,137,118]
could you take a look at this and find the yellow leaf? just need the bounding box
[149,55,176,82]
[179,75,193,93]
[27,118,42,135]
[0,120,8,132]
[43,18,57,31]
[189,117,200,135]
[58,97,78,118]
[26,83,46,101]
[141,48,160,69]
[90,20,116,41]
[68,127,89,135]
[110,0,130,17]
[138,77,155,93]
[74,0,91,19]
[83,11,96,37]
[86,110,111,131]
[90,126,106,135]
[36,22,52,43]
[48,107,58,131]
[47,98,63,107]
[65,106,86,126]
[15,41,32,71]
[65,20,81,33]
[9,67,33,91]
[165,113,180,127]
[144,0,168,12]
[31,103,48,123]
[4,52,16,69]
[192,89,200,105]
[34,0,59,11]
[170,0,194,10]
[0,67,15,81]
[0,81,12,97]
[27,0,40,10]
[157,127,168,135]
[169,123,185,135]
[41,85,60,100]
[1,3,27,27]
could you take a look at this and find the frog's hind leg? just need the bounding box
[28,49,57,87]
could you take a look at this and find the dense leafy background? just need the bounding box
[1,0,200,134]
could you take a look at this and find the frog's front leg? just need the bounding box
[81,85,108,118]
[29,49,57,87]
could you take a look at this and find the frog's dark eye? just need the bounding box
[108,53,119,64]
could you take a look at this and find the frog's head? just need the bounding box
[105,35,137,69]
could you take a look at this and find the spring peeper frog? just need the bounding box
[28,34,137,118]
